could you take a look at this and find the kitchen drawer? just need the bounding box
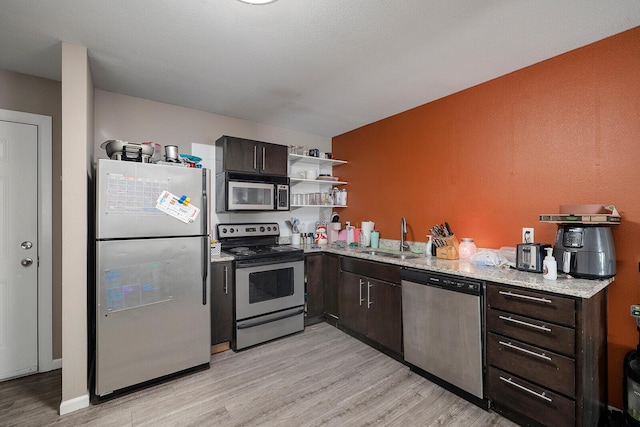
[489,366,575,427]
[488,333,575,397]
[487,308,575,356]
[341,257,401,284]
[487,284,575,327]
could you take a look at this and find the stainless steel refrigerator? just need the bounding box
[94,159,211,397]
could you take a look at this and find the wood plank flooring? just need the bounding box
[0,323,517,426]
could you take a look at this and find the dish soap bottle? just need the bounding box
[542,247,557,280]
[426,235,433,257]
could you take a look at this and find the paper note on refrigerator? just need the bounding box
[155,190,200,223]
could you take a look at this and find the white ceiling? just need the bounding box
[0,1,639,137]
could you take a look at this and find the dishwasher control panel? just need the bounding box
[400,268,483,296]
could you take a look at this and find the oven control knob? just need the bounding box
[229,228,234,233]
[273,225,278,231]
[260,226,265,232]
[221,228,227,234]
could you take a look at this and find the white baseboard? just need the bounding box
[59,393,90,415]
[52,358,62,370]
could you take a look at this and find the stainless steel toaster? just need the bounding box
[516,243,552,273]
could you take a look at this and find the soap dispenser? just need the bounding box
[426,235,433,257]
[543,247,557,280]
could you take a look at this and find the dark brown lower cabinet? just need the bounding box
[210,261,233,346]
[486,282,607,427]
[305,253,324,321]
[323,253,340,320]
[338,258,402,354]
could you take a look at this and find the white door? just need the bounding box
[0,119,38,379]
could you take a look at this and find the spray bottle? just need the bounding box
[542,247,557,280]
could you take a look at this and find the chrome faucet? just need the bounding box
[400,216,410,252]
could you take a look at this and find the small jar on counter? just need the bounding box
[458,238,477,260]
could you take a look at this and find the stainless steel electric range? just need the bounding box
[216,222,304,350]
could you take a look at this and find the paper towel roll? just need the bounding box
[360,221,375,246]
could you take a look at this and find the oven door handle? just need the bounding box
[235,257,304,268]
[237,308,304,330]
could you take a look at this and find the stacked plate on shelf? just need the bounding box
[316,175,339,181]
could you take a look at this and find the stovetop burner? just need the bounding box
[229,247,253,254]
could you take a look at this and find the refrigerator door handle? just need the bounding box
[202,168,210,237]
[202,236,209,305]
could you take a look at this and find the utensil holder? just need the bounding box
[436,235,459,260]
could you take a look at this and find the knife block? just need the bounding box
[436,235,460,260]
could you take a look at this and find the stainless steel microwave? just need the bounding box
[216,172,289,212]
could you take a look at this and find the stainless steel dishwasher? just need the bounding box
[401,268,487,408]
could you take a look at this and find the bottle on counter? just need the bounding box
[543,247,557,280]
[426,235,433,257]
[339,188,347,206]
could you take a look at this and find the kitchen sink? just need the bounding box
[360,250,420,260]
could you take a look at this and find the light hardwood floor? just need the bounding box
[0,323,517,426]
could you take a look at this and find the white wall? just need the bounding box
[60,42,92,415]
[94,90,333,237]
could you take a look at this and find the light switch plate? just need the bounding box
[522,227,534,244]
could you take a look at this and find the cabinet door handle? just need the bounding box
[253,145,257,169]
[498,290,552,304]
[261,147,266,171]
[499,376,552,402]
[223,265,228,295]
[359,278,365,306]
[367,281,373,309]
[498,340,552,361]
[498,315,551,332]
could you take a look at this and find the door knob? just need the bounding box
[21,241,33,250]
[21,258,33,267]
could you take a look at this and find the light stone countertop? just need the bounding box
[296,239,613,299]
[211,254,235,263]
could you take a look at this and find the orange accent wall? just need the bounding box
[333,26,640,408]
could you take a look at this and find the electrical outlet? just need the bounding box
[522,228,534,244]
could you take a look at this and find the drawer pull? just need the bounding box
[499,290,552,304]
[498,315,551,332]
[499,340,552,361]
[499,376,553,403]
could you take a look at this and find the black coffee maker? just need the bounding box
[624,305,640,426]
